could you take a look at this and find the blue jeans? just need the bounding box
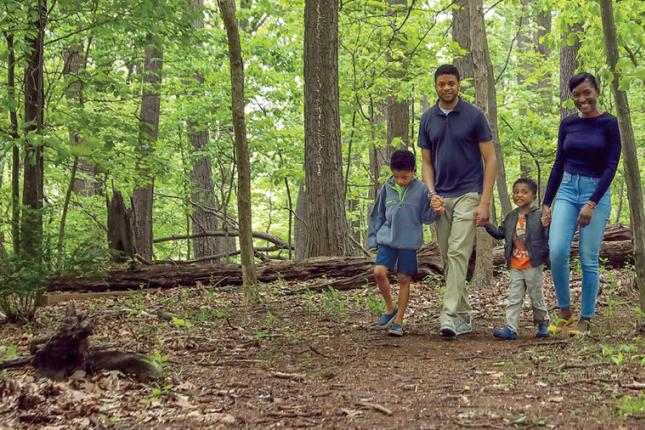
[549,172,611,318]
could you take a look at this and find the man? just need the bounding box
[418,64,497,339]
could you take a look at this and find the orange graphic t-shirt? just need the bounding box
[510,214,532,270]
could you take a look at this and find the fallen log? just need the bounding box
[1,303,161,382]
[48,224,634,294]
[49,243,444,293]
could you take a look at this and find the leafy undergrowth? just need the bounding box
[0,267,643,429]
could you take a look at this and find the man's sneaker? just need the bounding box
[536,322,549,338]
[440,319,456,338]
[388,323,404,337]
[493,326,518,340]
[455,318,472,336]
[377,308,398,328]
[568,318,591,337]
[547,314,576,335]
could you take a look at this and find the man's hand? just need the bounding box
[430,194,445,216]
[473,203,489,227]
[541,205,552,226]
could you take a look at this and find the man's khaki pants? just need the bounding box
[436,192,479,324]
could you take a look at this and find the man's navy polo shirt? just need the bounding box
[417,98,492,197]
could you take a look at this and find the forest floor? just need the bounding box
[1,268,644,429]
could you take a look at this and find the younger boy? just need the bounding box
[484,178,550,340]
[368,150,439,336]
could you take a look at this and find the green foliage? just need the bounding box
[0,252,49,322]
[617,394,645,417]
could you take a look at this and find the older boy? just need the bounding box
[368,150,439,336]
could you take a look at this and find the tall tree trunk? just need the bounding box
[294,182,308,259]
[219,0,258,297]
[0,160,5,256]
[303,0,349,257]
[133,35,163,261]
[5,32,20,253]
[188,0,222,261]
[63,44,98,196]
[516,0,532,179]
[452,0,474,83]
[21,0,47,260]
[468,0,503,288]
[559,22,582,120]
[386,0,410,151]
[599,0,645,318]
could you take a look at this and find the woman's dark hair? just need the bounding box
[390,149,416,171]
[568,72,599,92]
[434,64,460,83]
[513,178,538,196]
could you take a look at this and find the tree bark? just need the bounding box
[559,22,582,120]
[4,32,20,253]
[303,0,350,257]
[599,0,645,316]
[294,182,308,259]
[188,0,225,261]
[107,190,135,262]
[386,0,410,151]
[218,0,259,297]
[468,0,505,287]
[452,0,474,83]
[132,35,163,261]
[21,0,47,260]
[63,44,98,196]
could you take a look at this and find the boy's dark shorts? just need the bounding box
[375,245,418,275]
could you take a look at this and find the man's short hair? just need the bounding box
[390,149,416,171]
[434,64,460,83]
[513,177,538,195]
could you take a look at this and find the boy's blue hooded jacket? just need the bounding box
[368,177,437,250]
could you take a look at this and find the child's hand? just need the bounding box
[430,194,445,215]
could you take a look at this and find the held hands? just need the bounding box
[430,194,445,216]
[472,203,489,227]
[541,205,552,226]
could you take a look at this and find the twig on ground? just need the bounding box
[309,345,332,359]
[270,371,305,382]
[356,400,393,416]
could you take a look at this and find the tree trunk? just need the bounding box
[468,0,504,287]
[559,22,582,120]
[452,0,474,83]
[21,0,47,261]
[218,0,258,297]
[599,0,645,317]
[516,0,532,179]
[63,44,98,196]
[132,35,163,261]
[188,0,223,261]
[107,190,135,263]
[4,32,20,253]
[303,0,349,257]
[294,182,308,259]
[386,0,410,150]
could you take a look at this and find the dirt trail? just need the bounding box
[1,270,643,429]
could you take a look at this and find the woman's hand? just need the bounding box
[541,205,552,226]
[577,201,596,227]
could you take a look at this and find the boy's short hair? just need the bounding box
[434,64,460,83]
[390,149,416,171]
[513,177,538,195]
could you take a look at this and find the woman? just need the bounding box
[541,72,621,336]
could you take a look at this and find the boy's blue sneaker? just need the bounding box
[493,326,517,340]
[388,323,404,337]
[536,322,549,338]
[377,309,398,328]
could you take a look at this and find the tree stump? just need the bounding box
[108,190,135,263]
[16,303,161,382]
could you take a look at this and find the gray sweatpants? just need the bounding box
[506,266,549,332]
